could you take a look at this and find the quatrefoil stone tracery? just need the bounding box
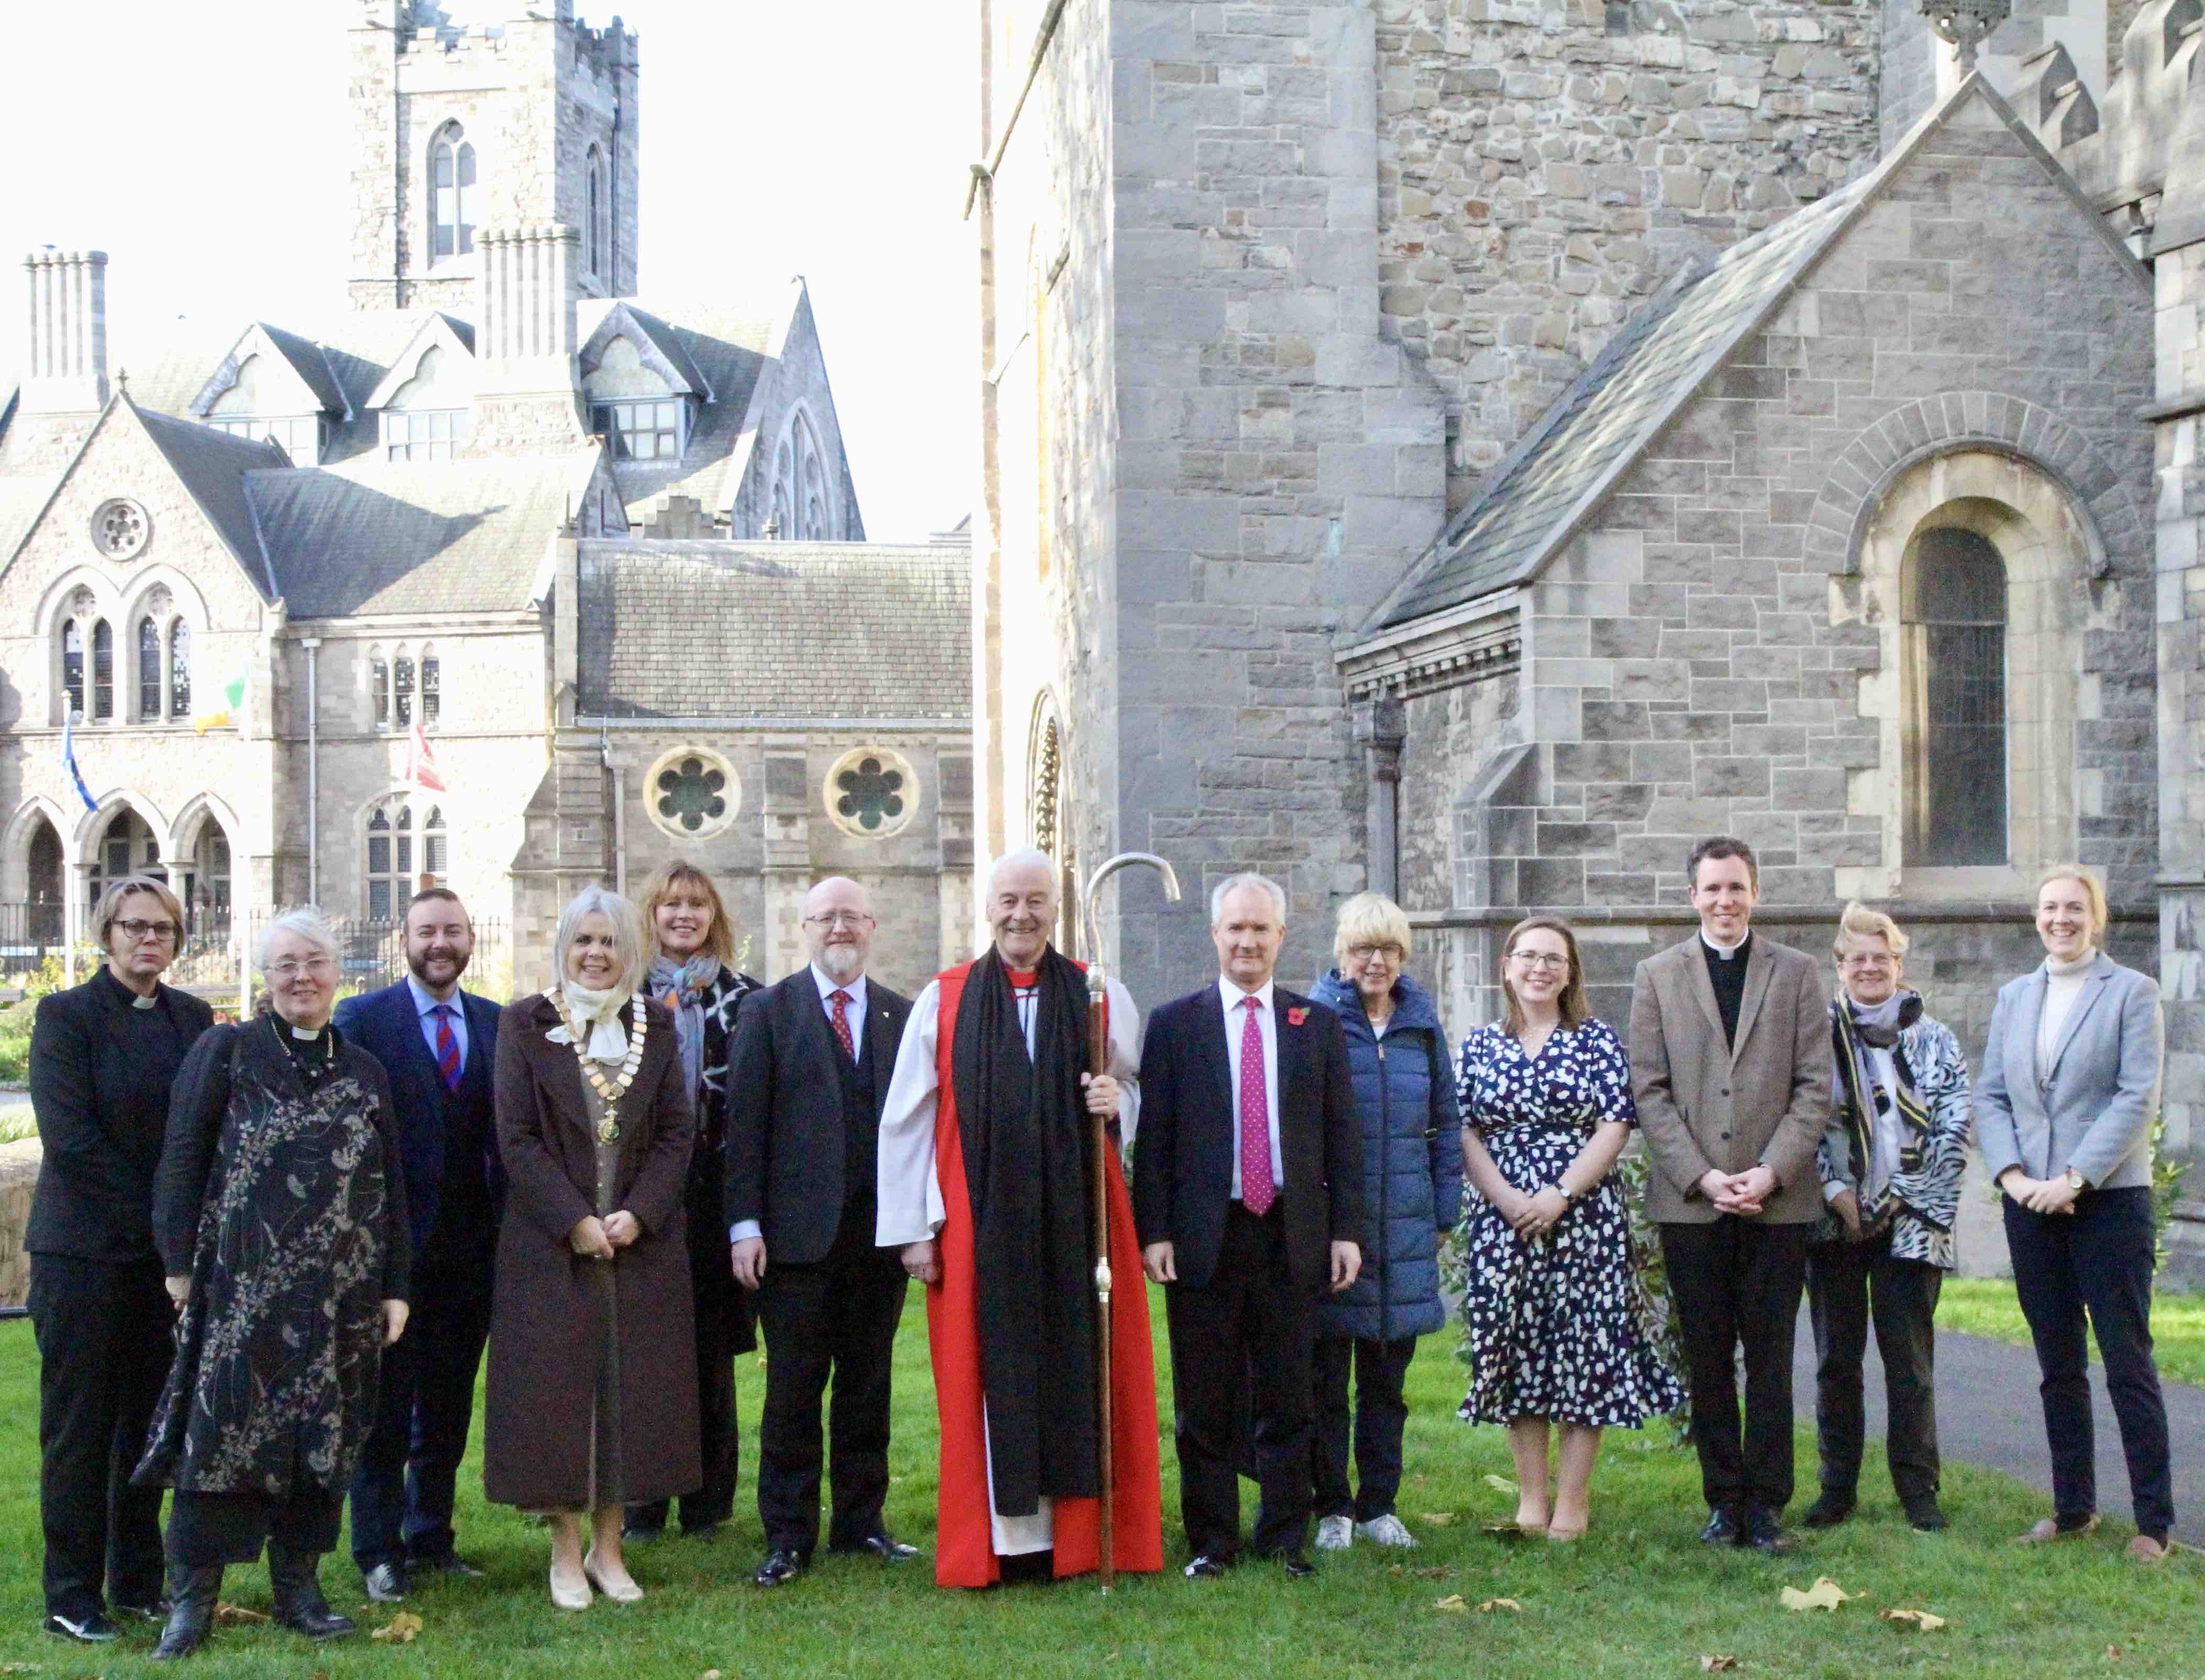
[90,498,150,560]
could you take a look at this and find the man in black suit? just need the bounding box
[1134,872,1363,1579]
[27,877,213,1642]
[335,888,503,1601]
[725,876,917,1587]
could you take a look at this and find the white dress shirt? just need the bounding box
[1220,976,1284,1201]
[729,966,874,1245]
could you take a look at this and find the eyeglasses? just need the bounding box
[803,912,876,930]
[1838,953,1895,971]
[1344,943,1404,964]
[267,957,338,980]
[1509,951,1570,972]
[115,918,179,944]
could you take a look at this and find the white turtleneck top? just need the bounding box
[2036,948,2098,1079]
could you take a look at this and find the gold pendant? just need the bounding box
[596,1107,621,1144]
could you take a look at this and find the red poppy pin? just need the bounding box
[1287,1006,1309,1027]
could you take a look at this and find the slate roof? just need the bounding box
[577,540,970,720]
[134,405,288,594]
[578,300,782,516]
[247,452,602,617]
[248,323,351,418]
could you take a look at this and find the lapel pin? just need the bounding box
[1287,1006,1308,1027]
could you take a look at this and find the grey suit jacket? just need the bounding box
[1628,931,1833,1224]
[1974,955,2161,1193]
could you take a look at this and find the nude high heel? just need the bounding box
[548,1560,592,1611]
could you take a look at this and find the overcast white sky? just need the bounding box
[3,0,977,543]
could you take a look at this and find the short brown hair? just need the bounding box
[1687,834,1758,890]
[405,885,469,924]
[637,860,735,965]
[1498,915,1591,1034]
[91,876,186,953]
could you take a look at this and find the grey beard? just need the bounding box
[817,944,862,981]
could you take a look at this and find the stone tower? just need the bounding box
[347,0,639,311]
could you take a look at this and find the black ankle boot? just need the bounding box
[268,1543,355,1641]
[151,1562,222,1661]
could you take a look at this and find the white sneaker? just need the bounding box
[1355,1514,1418,1548]
[1314,1515,1354,1551]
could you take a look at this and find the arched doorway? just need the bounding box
[88,807,164,912]
[171,811,233,941]
[25,816,63,948]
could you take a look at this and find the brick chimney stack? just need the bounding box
[20,248,110,415]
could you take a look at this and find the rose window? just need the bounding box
[656,755,727,833]
[90,498,150,560]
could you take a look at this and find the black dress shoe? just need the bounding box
[42,1610,122,1643]
[1741,1508,1796,1554]
[269,1544,356,1641]
[830,1531,920,1563]
[152,1563,223,1662]
[361,1562,409,1603]
[1699,1506,1743,1547]
[410,1553,486,1578]
[752,1547,810,1588]
[1182,1554,1232,1579]
[1903,1496,1948,1534]
[1799,1491,1855,1530]
[1278,1552,1316,1579]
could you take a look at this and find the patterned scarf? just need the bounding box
[650,953,720,1098]
[1830,990,1929,1225]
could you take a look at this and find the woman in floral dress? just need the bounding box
[1456,916,1683,1541]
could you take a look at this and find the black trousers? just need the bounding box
[754,1216,909,1553]
[168,1486,342,1569]
[1660,1217,1809,1514]
[1805,1233,1941,1502]
[628,1232,745,1534]
[1166,1201,1316,1560]
[28,1254,174,1619]
[348,1249,494,1572]
[2003,1187,2175,1542]
[1312,1333,1418,1523]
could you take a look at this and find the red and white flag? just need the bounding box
[405,719,447,793]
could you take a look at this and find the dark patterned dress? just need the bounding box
[1455,1019,1683,1429]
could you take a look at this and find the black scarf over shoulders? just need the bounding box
[949,946,1098,1516]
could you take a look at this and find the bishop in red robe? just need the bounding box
[875,850,1163,1588]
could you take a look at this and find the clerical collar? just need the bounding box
[1700,929,1751,962]
[132,991,158,1011]
[289,1024,327,1040]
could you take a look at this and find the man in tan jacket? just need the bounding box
[1629,837,1831,1553]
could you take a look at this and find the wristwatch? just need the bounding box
[2065,1167,2087,1193]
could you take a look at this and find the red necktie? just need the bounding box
[829,989,856,1061]
[1238,995,1273,1215]
[432,1003,462,1092]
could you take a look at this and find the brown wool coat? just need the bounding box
[483,992,702,1510]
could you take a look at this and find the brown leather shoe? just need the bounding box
[2126,1535,2171,1564]
[2015,1515,2099,1544]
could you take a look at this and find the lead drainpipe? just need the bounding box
[303,638,321,904]
[603,723,626,896]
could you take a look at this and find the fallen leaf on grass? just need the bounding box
[702,1671,722,1679]
[370,1611,424,1644]
[1779,1577,1860,1612]
[1411,1565,1451,1579]
[1433,1594,1467,1613]
[1700,1659,1740,1674]
[1483,1475,1520,1495]
[213,1601,269,1624]
[1420,1511,1459,1526]
[1881,1608,1947,1632]
[0,1666,38,1675]
[1478,1597,1523,1613]
[2105,1645,2123,1662]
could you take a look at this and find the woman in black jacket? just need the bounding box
[1308,893,1463,1552]
[26,877,212,1644]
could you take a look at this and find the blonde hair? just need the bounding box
[637,860,735,965]
[553,884,647,1001]
[91,875,185,953]
[2034,864,2109,938]
[1832,900,1909,959]
[1498,915,1591,1033]
[1333,892,1411,965]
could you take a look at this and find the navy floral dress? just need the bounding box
[1455,1019,1683,1429]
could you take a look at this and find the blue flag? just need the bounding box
[62,712,96,813]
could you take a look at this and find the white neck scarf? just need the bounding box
[554,979,632,1063]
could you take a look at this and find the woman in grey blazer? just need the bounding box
[1975,866,2172,1562]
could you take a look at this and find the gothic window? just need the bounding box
[825,746,917,840]
[394,652,415,727]
[91,621,113,721]
[769,411,831,540]
[770,445,793,537]
[62,621,85,719]
[590,397,684,461]
[138,617,161,720]
[366,797,446,920]
[371,647,390,728]
[431,123,476,261]
[586,144,605,280]
[169,619,191,718]
[89,808,162,909]
[643,746,740,841]
[1904,526,2008,867]
[420,648,440,724]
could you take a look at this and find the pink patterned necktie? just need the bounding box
[829,989,856,1061]
[1238,995,1274,1215]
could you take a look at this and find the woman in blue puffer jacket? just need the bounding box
[1308,893,1464,1553]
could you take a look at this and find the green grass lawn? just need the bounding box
[1937,1278,2205,1388]
[0,1288,2197,1679]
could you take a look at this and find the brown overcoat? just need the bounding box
[483,991,702,1510]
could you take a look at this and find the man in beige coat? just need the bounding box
[1629,837,1831,1553]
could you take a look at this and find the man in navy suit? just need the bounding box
[1134,872,1364,1579]
[337,887,503,1601]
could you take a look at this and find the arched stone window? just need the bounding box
[62,620,85,720]
[90,807,162,908]
[586,143,606,281]
[1903,526,2008,866]
[90,621,113,721]
[770,410,831,540]
[27,816,63,946]
[137,616,161,721]
[430,123,476,262]
[394,651,416,728]
[419,645,440,725]
[370,645,389,729]
[366,796,446,920]
[169,619,191,718]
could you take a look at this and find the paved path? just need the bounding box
[1791,1303,2203,1547]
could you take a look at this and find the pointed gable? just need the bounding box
[189,322,351,423]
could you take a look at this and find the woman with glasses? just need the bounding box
[136,909,410,1659]
[25,877,214,1645]
[621,861,762,1544]
[484,885,699,1610]
[1455,916,1682,1541]
[1306,893,1463,1552]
